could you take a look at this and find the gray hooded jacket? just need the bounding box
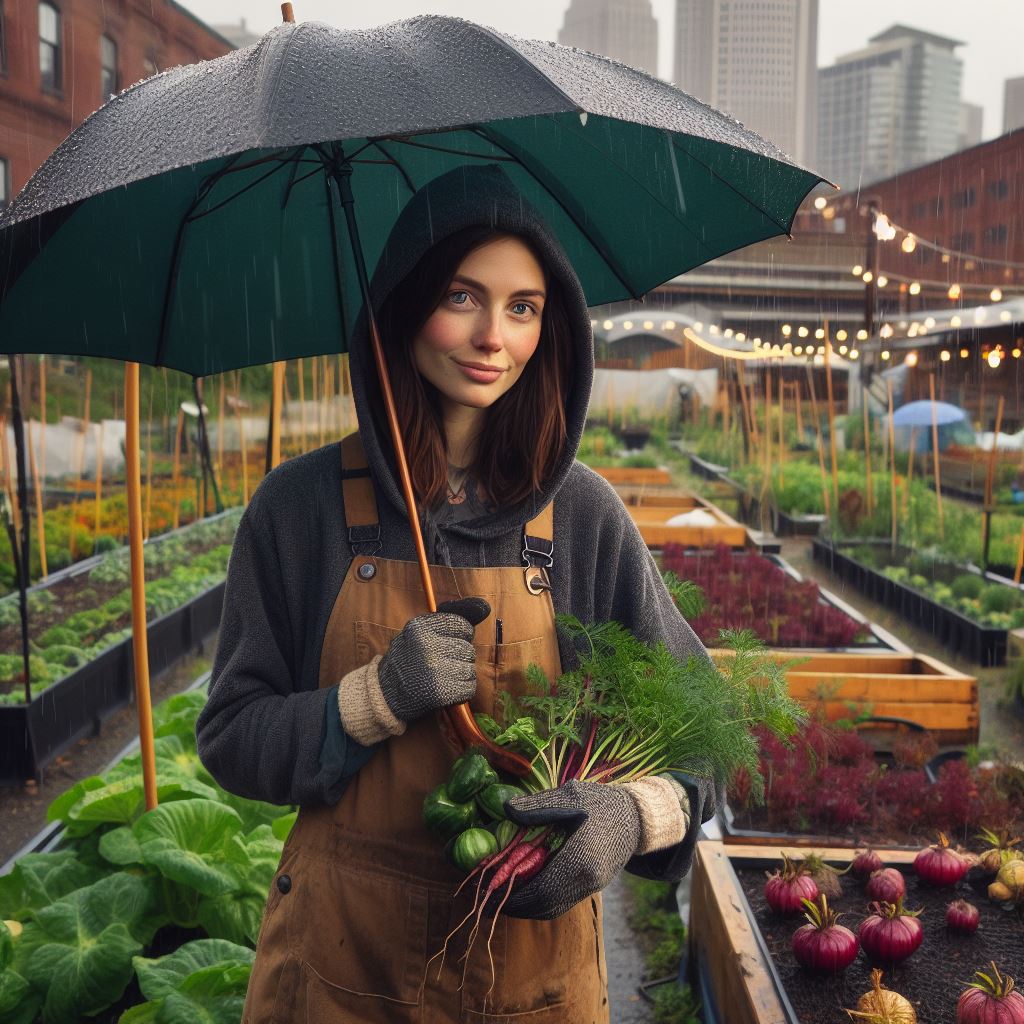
[196,165,715,881]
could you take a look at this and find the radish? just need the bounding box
[858,899,923,966]
[957,963,1024,1024]
[764,853,819,915]
[791,895,858,974]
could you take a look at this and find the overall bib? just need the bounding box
[242,432,609,1023]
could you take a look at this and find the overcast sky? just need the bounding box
[180,0,1022,140]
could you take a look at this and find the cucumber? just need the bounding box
[452,827,498,873]
[476,782,527,821]
[422,784,476,839]
[447,753,498,803]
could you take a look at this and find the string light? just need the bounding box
[852,264,863,276]
[623,320,633,329]
[950,315,962,327]
[991,288,1003,302]
[909,282,921,295]
[987,350,1002,369]
[857,329,868,341]
[838,345,848,355]
[781,324,792,337]
[815,327,825,339]
[794,346,803,355]
[881,350,891,360]
[873,213,897,241]
[603,319,614,330]
[797,326,809,338]
[643,320,654,330]
[940,350,951,362]
[836,329,848,342]
[947,284,961,301]
[877,275,888,288]
[905,352,918,367]
[960,348,970,358]
[849,349,859,359]
[862,271,874,283]
[1014,349,1022,359]
[814,196,828,210]
[901,234,917,253]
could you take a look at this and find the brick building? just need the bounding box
[0,0,233,206]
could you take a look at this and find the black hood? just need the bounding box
[348,164,594,554]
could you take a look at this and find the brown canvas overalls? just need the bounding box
[242,432,609,1023]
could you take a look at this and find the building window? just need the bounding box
[38,2,61,92]
[951,187,976,210]
[100,35,117,98]
[143,56,159,77]
[0,157,9,209]
[983,224,1008,245]
[985,179,1008,201]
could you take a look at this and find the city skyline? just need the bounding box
[186,0,1021,140]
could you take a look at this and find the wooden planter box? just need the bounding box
[707,649,978,745]
[688,453,729,480]
[594,465,674,486]
[689,842,918,1024]
[813,539,1010,666]
[622,493,748,548]
[741,492,826,537]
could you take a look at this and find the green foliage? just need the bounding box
[660,572,706,620]
[982,583,1018,614]
[494,616,806,801]
[0,684,295,1022]
[951,574,985,599]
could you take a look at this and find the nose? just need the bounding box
[472,307,504,353]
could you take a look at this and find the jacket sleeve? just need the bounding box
[196,493,374,807]
[582,476,721,882]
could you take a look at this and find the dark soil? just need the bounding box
[735,861,1024,1024]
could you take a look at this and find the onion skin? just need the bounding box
[914,832,971,887]
[852,849,885,879]
[765,855,819,915]
[791,894,859,974]
[858,900,924,966]
[946,899,980,934]
[866,868,906,904]
[848,968,917,1024]
[957,962,1024,1024]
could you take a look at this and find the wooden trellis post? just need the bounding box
[888,379,898,554]
[929,373,944,538]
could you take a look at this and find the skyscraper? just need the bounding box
[1005,77,1024,134]
[558,0,659,79]
[673,0,818,166]
[817,26,963,192]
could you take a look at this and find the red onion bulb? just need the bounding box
[765,854,820,915]
[858,899,924,966]
[866,867,906,904]
[792,895,859,974]
[957,962,1024,1024]
[914,832,971,887]
[851,848,884,879]
[946,899,980,934]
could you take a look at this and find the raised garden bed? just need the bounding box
[717,715,1013,851]
[594,465,674,486]
[688,452,729,480]
[664,545,904,652]
[623,495,748,549]
[812,539,1012,666]
[741,491,826,538]
[689,842,1024,1024]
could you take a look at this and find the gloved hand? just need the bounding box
[377,596,491,722]
[501,776,693,920]
[337,596,490,746]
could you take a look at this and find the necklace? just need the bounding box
[446,462,469,504]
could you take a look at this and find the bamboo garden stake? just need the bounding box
[862,396,874,516]
[26,419,47,577]
[888,379,898,554]
[929,373,943,538]
[235,377,249,504]
[144,377,155,540]
[217,375,225,481]
[171,407,184,529]
[805,364,830,517]
[794,382,803,440]
[823,327,839,514]
[904,427,916,516]
[297,358,307,452]
[38,356,46,484]
[1014,524,1024,585]
[69,368,92,561]
[982,395,1005,569]
[93,421,104,548]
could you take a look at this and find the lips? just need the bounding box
[456,360,504,372]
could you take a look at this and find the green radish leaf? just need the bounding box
[22,873,155,1024]
[156,962,250,1024]
[132,800,243,897]
[0,851,105,921]
[116,999,161,1023]
[0,969,39,1024]
[196,890,265,947]
[46,776,106,823]
[99,826,145,867]
[132,939,254,1001]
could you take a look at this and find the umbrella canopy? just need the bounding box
[0,16,826,376]
[892,400,969,427]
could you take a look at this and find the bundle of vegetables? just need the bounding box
[422,614,806,981]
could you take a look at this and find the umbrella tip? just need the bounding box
[281,2,295,23]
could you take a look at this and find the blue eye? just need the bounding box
[449,291,469,305]
[512,302,533,316]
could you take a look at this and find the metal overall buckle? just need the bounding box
[522,538,554,595]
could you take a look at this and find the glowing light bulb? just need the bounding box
[836,329,848,342]
[839,345,848,355]
[909,282,921,295]
[987,350,1001,369]
[852,265,863,276]
[794,346,803,355]
[623,320,633,329]
[905,352,918,367]
[797,326,809,338]
[950,315,962,328]
[815,328,825,340]
[990,288,1003,302]
[881,350,891,360]
[1014,349,1022,359]
[877,276,889,288]
[849,349,859,359]
[643,320,654,330]
[781,324,792,337]
[960,348,970,359]
[602,319,614,330]
[814,196,827,210]
[901,234,917,253]
[947,283,961,301]
[863,271,874,283]
[857,329,868,341]
[940,350,951,362]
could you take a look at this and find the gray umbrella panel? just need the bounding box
[0,17,827,376]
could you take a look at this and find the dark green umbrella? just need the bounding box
[0,11,829,781]
[0,15,827,375]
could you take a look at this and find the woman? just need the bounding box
[196,164,717,1023]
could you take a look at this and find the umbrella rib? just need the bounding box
[319,150,350,354]
[370,140,417,196]
[379,135,518,163]
[188,149,303,224]
[468,125,642,301]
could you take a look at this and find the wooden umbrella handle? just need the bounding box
[365,315,532,778]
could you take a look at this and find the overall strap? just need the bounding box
[339,431,556,573]
[340,432,381,556]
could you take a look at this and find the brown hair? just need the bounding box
[370,226,574,510]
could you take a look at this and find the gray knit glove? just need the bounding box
[501,780,642,921]
[377,597,491,723]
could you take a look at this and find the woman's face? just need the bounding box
[412,235,547,413]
